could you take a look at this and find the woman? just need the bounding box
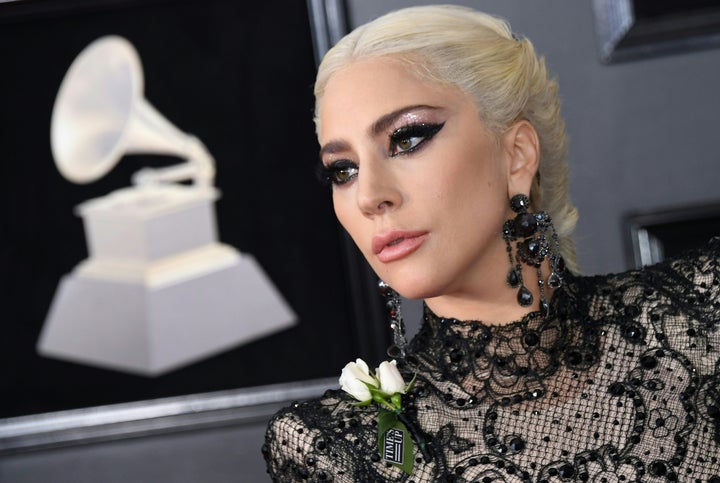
[264,5,720,481]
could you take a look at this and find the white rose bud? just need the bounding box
[376,360,406,395]
[339,358,377,402]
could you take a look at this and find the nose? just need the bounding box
[356,160,402,216]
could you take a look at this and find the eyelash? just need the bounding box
[318,160,358,187]
[389,122,445,157]
[318,121,445,187]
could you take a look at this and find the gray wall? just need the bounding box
[349,0,720,277]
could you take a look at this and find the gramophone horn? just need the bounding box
[50,35,214,186]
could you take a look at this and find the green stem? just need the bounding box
[373,395,397,412]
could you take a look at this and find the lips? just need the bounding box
[372,230,429,263]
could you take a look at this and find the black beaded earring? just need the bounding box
[502,194,565,316]
[378,280,407,358]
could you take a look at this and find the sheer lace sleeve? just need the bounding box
[637,236,720,372]
[661,236,720,321]
[263,390,418,482]
[263,394,353,482]
[263,405,315,482]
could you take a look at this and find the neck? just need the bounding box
[424,256,555,325]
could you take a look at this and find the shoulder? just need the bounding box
[641,235,720,290]
[564,237,720,371]
[263,389,354,482]
[263,389,389,482]
[567,237,720,318]
[616,236,720,321]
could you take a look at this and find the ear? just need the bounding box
[501,120,540,199]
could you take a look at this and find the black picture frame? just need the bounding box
[624,201,720,268]
[0,0,384,453]
[592,0,720,63]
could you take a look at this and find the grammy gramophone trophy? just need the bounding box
[38,36,296,376]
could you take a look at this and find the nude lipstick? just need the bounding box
[372,230,429,263]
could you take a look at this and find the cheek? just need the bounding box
[332,193,349,227]
[429,157,495,206]
[332,193,361,236]
[434,155,507,226]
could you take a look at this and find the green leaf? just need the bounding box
[363,381,380,392]
[405,373,417,393]
[368,385,391,399]
[377,408,414,475]
[377,408,396,443]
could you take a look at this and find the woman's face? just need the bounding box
[318,57,520,303]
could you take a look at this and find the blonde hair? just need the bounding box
[315,5,579,272]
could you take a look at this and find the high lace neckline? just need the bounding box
[423,270,573,329]
[404,276,591,405]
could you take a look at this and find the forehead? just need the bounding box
[318,57,468,141]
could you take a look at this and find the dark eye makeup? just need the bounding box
[317,120,446,187]
[317,159,358,187]
[389,122,445,157]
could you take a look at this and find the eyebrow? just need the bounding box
[370,104,436,136]
[319,104,438,159]
[319,140,350,160]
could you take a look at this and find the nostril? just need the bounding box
[378,200,393,210]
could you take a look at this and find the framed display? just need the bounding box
[0,0,384,453]
[624,201,720,268]
[593,0,720,63]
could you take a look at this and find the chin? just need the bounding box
[372,266,445,300]
[394,286,436,301]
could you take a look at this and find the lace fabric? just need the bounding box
[264,239,720,482]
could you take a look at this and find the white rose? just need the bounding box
[339,358,377,402]
[376,360,406,395]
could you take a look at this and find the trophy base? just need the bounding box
[38,248,296,376]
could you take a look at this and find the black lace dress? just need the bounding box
[264,239,720,482]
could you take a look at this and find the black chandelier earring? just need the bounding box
[502,194,565,316]
[378,280,407,359]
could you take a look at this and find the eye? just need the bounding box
[389,122,445,157]
[318,160,359,187]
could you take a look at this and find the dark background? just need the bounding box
[0,0,385,418]
[633,0,719,18]
[618,0,720,49]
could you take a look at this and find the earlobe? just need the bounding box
[503,120,540,198]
